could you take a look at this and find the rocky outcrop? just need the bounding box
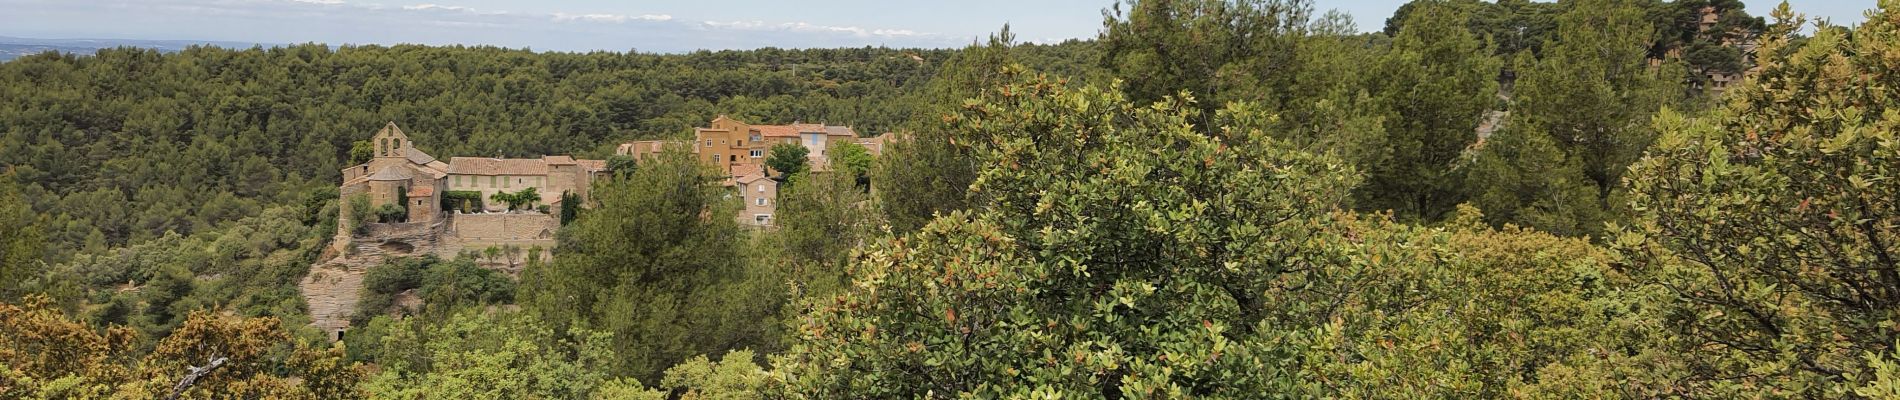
[299,219,446,337]
[301,214,561,338]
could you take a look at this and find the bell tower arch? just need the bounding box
[374,122,413,160]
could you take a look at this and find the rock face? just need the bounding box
[301,263,366,337]
[300,213,560,338]
[300,219,446,337]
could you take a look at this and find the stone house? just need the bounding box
[731,164,778,227]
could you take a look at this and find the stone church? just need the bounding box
[305,122,608,337]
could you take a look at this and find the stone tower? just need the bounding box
[369,122,414,171]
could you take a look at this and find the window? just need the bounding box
[721,139,727,144]
[756,185,765,193]
[490,176,497,188]
[755,197,767,206]
[749,149,763,158]
[705,140,713,147]
[755,214,771,224]
[750,133,761,142]
[730,155,737,162]
[712,154,721,163]
[737,140,744,146]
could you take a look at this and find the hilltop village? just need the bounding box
[301,118,888,335]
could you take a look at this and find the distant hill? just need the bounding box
[0,36,268,61]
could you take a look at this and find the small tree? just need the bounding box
[347,194,375,234]
[490,191,518,211]
[827,141,873,189]
[504,245,525,269]
[516,187,540,210]
[606,155,637,177]
[349,140,375,165]
[765,143,809,177]
[482,246,502,265]
[559,191,581,225]
[375,204,407,223]
[490,187,540,211]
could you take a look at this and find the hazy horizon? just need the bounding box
[0,0,1875,53]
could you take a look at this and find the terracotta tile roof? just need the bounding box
[576,159,609,172]
[543,155,576,165]
[730,164,764,178]
[736,173,773,185]
[753,123,853,138]
[407,186,435,197]
[754,125,800,138]
[447,157,549,176]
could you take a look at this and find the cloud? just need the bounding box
[701,20,926,38]
[551,13,673,23]
[403,4,482,13]
[46,0,966,52]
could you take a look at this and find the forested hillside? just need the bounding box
[3,0,1898,398]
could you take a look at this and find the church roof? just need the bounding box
[367,166,412,181]
[406,186,435,197]
[406,150,437,165]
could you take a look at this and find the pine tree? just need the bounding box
[517,148,775,380]
[1468,0,1677,236]
[0,172,44,301]
[1361,0,1501,221]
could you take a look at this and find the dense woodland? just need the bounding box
[2,0,1898,398]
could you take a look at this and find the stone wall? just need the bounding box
[441,213,558,254]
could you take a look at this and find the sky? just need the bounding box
[0,0,1878,53]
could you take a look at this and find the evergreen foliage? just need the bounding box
[517,149,780,380]
[765,143,810,178]
[1359,0,1501,221]
[2,0,1888,396]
